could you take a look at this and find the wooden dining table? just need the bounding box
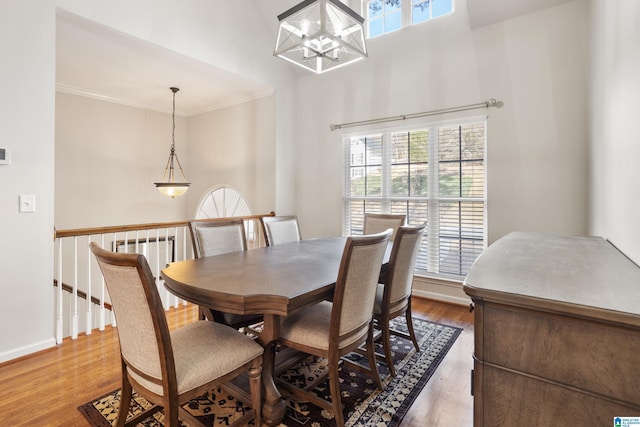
[161,236,390,426]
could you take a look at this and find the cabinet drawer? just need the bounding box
[476,362,637,426]
[481,303,640,405]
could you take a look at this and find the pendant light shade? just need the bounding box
[274,0,367,74]
[154,87,190,198]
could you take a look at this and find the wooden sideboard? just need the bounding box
[463,232,640,426]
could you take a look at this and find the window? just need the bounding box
[412,0,454,24]
[342,119,486,280]
[367,0,402,38]
[365,0,454,38]
[195,186,260,243]
[195,186,252,219]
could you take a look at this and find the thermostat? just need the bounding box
[0,148,10,165]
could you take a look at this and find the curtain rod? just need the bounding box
[329,98,502,131]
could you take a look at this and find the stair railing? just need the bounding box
[53,212,274,344]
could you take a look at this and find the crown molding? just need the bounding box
[56,83,275,117]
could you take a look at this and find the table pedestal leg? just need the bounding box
[259,314,286,426]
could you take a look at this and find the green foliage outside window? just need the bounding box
[439,174,472,197]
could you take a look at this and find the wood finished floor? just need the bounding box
[0,298,474,426]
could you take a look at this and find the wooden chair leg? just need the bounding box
[164,393,180,427]
[365,323,384,388]
[117,374,132,427]
[405,300,420,352]
[328,355,345,427]
[380,315,396,377]
[249,358,262,427]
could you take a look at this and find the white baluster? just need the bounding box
[182,226,188,306]
[99,234,106,331]
[163,227,171,309]
[71,236,79,340]
[111,232,117,327]
[86,237,92,335]
[183,225,188,261]
[56,238,64,344]
[155,228,165,309]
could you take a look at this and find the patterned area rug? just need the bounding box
[78,317,461,426]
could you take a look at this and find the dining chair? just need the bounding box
[363,213,406,241]
[188,218,263,330]
[261,215,301,246]
[89,243,263,427]
[373,222,426,377]
[275,229,392,427]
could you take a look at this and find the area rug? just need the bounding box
[79,317,462,427]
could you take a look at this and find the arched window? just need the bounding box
[195,186,252,219]
[195,186,261,245]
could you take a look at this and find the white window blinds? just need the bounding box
[343,118,486,280]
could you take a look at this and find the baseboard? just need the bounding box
[412,274,472,306]
[0,337,56,364]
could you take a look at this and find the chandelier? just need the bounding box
[274,0,367,74]
[154,87,190,198]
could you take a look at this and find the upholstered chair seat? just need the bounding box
[280,301,371,351]
[90,242,263,427]
[129,321,263,396]
[275,230,392,427]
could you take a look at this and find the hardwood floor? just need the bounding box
[0,298,474,426]
[402,298,474,427]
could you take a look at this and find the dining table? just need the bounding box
[161,236,391,426]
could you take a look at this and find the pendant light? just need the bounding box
[154,87,190,198]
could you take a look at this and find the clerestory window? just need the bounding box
[365,0,454,38]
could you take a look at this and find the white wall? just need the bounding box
[0,1,57,362]
[187,96,276,216]
[589,0,640,265]
[56,93,277,228]
[55,93,189,228]
[294,0,590,245]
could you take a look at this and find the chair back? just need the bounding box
[385,223,426,307]
[262,215,302,246]
[363,213,406,241]
[331,230,392,342]
[189,218,247,258]
[89,242,173,393]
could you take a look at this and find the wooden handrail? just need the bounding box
[53,211,276,341]
[54,212,276,239]
[53,279,113,311]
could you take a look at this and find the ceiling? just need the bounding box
[56,9,275,116]
[56,0,573,116]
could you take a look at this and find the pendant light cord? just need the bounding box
[170,87,179,152]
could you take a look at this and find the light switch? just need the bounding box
[19,195,36,213]
[0,147,10,165]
